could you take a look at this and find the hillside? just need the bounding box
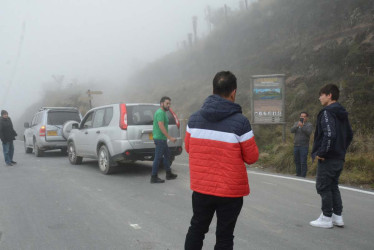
[119,0,374,187]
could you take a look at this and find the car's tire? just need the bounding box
[98,145,114,175]
[62,120,79,140]
[24,138,32,154]
[68,141,82,165]
[33,139,43,157]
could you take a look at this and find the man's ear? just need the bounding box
[229,89,237,102]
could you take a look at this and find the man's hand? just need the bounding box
[298,121,304,127]
[168,136,177,143]
[316,156,325,161]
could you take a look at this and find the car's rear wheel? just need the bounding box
[68,141,82,165]
[98,145,114,175]
[24,138,32,153]
[33,139,43,157]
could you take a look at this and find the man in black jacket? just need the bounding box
[309,84,353,229]
[0,110,18,166]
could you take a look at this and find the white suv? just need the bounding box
[24,107,82,156]
[66,103,183,174]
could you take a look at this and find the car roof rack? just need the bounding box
[38,107,79,111]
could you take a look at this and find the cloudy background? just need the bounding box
[1,0,242,119]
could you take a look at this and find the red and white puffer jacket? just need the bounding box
[185,95,259,197]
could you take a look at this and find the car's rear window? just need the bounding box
[47,110,81,125]
[126,105,176,126]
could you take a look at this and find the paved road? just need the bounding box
[0,141,373,250]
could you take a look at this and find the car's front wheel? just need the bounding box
[98,145,114,175]
[68,141,82,165]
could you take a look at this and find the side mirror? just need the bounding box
[72,123,79,129]
[24,122,30,128]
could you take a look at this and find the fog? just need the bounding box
[1,0,242,120]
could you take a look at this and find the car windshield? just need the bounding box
[126,105,176,126]
[47,110,81,125]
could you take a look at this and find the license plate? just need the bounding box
[149,133,153,140]
[47,130,57,136]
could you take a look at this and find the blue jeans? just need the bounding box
[2,141,14,164]
[294,146,308,177]
[152,139,171,175]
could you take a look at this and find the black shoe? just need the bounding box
[166,171,178,180]
[150,175,165,183]
[11,161,17,164]
[6,163,13,166]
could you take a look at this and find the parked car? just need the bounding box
[66,103,183,174]
[24,107,82,156]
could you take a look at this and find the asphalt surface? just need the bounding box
[0,141,373,250]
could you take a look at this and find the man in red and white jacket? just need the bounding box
[184,71,259,250]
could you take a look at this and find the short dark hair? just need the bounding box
[1,110,8,116]
[213,71,237,97]
[319,84,339,101]
[300,112,309,117]
[160,96,171,104]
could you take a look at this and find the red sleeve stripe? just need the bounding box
[186,125,254,144]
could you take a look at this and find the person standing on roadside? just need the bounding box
[309,84,353,229]
[290,112,313,177]
[150,96,178,183]
[0,110,18,166]
[184,71,259,250]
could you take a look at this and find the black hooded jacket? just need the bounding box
[311,102,353,161]
[0,117,17,143]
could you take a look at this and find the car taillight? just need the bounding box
[169,108,180,129]
[119,103,128,130]
[39,126,46,136]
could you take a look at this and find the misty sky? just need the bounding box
[1,0,244,119]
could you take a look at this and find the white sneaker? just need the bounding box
[332,213,344,227]
[309,213,333,228]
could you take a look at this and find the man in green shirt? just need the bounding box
[151,96,177,183]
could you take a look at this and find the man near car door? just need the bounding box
[184,71,259,250]
[309,84,353,228]
[150,96,178,183]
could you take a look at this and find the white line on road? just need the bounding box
[247,170,374,196]
[173,162,374,196]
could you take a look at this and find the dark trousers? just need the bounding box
[316,159,343,217]
[185,192,243,250]
[2,141,14,164]
[294,146,308,177]
[151,139,171,175]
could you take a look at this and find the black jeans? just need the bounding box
[316,159,344,217]
[185,192,243,250]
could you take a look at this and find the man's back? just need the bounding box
[185,94,259,197]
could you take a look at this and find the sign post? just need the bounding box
[250,74,286,142]
[87,90,103,109]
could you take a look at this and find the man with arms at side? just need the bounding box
[290,112,313,177]
[184,71,259,249]
[150,96,178,183]
[0,110,18,166]
[310,84,353,228]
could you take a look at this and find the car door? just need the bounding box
[126,104,159,150]
[86,108,106,157]
[75,111,94,156]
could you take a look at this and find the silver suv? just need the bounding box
[24,107,82,156]
[66,103,183,174]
